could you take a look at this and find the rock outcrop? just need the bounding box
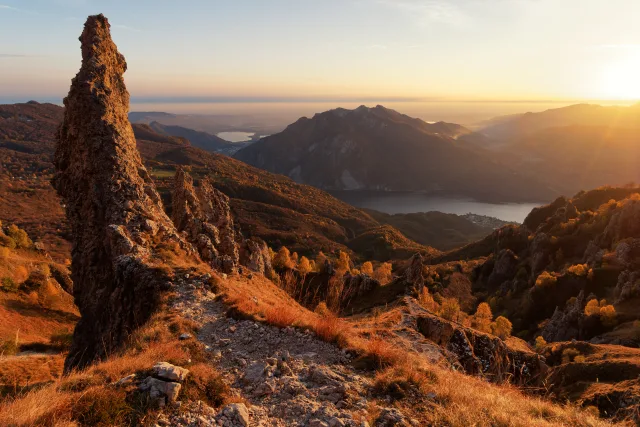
[415,309,547,384]
[52,14,190,370]
[172,167,273,276]
[198,177,240,272]
[172,167,221,264]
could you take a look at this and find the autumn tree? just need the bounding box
[373,262,392,284]
[361,261,374,276]
[335,251,351,273]
[440,298,460,322]
[273,246,294,270]
[492,316,512,339]
[473,302,493,333]
[298,256,312,276]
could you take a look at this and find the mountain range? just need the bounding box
[234,105,556,203]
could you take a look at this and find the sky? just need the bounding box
[1,0,640,105]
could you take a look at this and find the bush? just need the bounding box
[440,298,461,322]
[568,264,588,277]
[297,256,312,276]
[535,336,547,352]
[373,262,392,284]
[1,277,19,293]
[7,224,32,249]
[584,299,617,327]
[492,316,512,339]
[361,261,374,276]
[335,251,351,273]
[535,271,557,288]
[273,246,294,270]
[0,234,16,249]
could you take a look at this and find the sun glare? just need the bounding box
[601,52,640,99]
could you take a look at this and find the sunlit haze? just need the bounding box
[1,0,639,121]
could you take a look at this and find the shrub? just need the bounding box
[0,246,9,259]
[273,246,294,270]
[535,271,557,288]
[492,316,513,339]
[335,251,351,273]
[297,256,312,276]
[535,336,547,352]
[7,224,32,249]
[440,298,461,322]
[0,234,16,249]
[1,277,19,292]
[373,262,392,284]
[584,299,601,316]
[473,302,493,333]
[361,261,374,276]
[568,264,588,277]
[600,304,617,327]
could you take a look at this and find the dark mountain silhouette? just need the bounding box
[147,121,247,154]
[234,105,556,203]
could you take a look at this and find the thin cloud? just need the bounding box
[0,4,17,9]
[0,53,27,57]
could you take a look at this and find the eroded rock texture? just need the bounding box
[172,167,273,276]
[53,14,189,371]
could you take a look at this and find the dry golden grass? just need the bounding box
[219,273,611,427]
[0,309,228,427]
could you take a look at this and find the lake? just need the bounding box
[217,131,255,142]
[330,191,542,223]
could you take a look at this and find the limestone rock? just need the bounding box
[140,376,182,404]
[216,403,250,427]
[153,362,190,382]
[52,14,191,371]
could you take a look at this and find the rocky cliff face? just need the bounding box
[53,14,190,371]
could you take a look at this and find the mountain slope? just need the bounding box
[147,121,245,154]
[235,105,556,203]
[479,102,640,140]
[0,102,436,261]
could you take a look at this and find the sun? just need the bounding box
[600,51,640,99]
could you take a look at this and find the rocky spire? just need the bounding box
[172,166,220,264]
[53,14,190,371]
[197,177,240,273]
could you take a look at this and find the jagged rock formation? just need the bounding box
[52,14,190,371]
[541,291,585,342]
[239,238,274,277]
[197,177,240,272]
[172,167,221,264]
[172,167,273,276]
[415,310,547,384]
